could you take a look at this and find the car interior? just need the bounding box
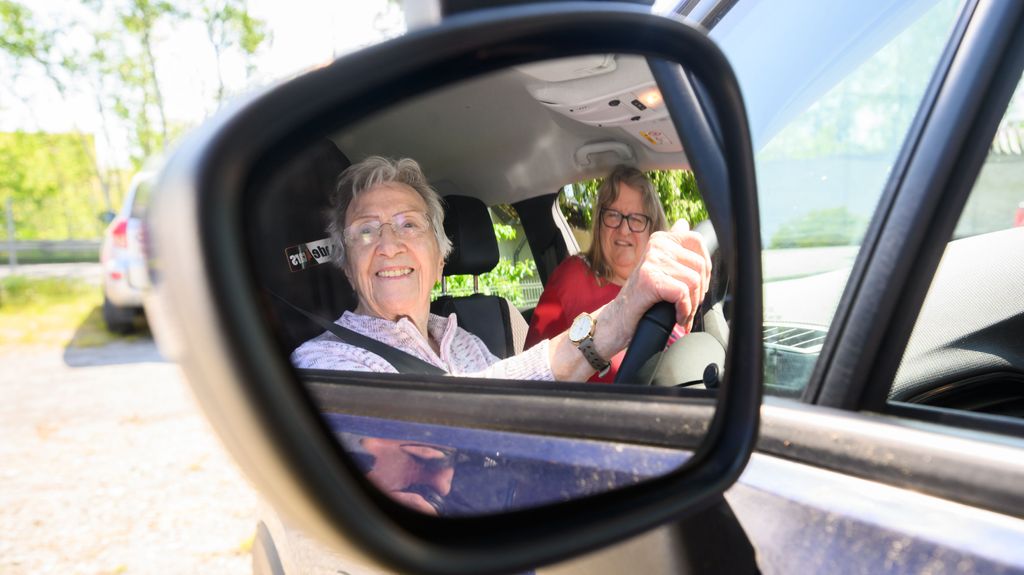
[244,53,735,387]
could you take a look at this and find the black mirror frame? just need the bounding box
[148,3,762,574]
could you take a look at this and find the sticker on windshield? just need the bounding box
[285,238,333,272]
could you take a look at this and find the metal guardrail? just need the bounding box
[1,240,101,267]
[2,240,101,252]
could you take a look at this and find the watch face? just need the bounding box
[569,314,593,342]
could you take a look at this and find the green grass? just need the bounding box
[0,249,100,264]
[0,276,138,347]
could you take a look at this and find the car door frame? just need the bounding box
[753,0,1024,519]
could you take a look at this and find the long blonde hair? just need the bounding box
[584,165,668,283]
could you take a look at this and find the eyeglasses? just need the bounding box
[343,211,431,247]
[601,208,652,233]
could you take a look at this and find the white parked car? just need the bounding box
[99,171,154,333]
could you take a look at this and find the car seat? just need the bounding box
[247,139,356,354]
[431,195,529,359]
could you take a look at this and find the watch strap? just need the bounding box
[578,336,611,376]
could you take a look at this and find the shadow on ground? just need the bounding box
[62,306,166,367]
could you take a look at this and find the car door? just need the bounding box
[715,0,1024,572]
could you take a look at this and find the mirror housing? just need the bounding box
[146,3,762,574]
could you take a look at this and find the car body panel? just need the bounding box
[730,452,1024,574]
[101,171,153,308]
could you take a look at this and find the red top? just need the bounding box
[526,256,685,383]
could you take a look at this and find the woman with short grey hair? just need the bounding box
[292,156,712,386]
[326,156,452,268]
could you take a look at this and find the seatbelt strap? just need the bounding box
[267,290,447,376]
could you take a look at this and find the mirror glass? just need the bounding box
[243,54,731,516]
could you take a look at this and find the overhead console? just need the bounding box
[517,55,683,154]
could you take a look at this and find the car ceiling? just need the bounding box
[331,55,691,207]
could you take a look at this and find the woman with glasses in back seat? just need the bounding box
[292,157,709,384]
[525,165,691,383]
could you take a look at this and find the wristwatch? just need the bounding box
[568,312,611,376]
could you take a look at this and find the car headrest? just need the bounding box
[443,195,499,276]
[247,139,356,353]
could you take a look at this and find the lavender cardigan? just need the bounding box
[291,311,553,380]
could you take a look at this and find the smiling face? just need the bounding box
[343,183,443,329]
[599,182,652,284]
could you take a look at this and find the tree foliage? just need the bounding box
[0,0,270,240]
[0,132,107,239]
[199,0,269,103]
[768,207,867,248]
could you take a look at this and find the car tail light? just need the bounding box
[1015,201,1024,228]
[110,219,128,249]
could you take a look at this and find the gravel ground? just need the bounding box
[0,339,260,575]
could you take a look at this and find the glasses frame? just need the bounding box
[343,211,431,247]
[601,208,653,233]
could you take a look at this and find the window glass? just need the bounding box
[130,180,151,219]
[711,0,963,396]
[888,73,1024,417]
[432,205,541,310]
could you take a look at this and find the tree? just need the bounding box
[768,207,867,248]
[0,0,118,212]
[0,132,105,240]
[1,0,276,240]
[116,0,180,150]
[198,0,269,104]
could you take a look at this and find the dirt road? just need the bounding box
[0,339,260,574]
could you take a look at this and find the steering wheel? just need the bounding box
[614,220,728,386]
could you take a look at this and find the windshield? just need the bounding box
[708,0,965,394]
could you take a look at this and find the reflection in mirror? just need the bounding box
[332,414,689,517]
[245,55,730,516]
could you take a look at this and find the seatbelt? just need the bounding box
[267,290,447,376]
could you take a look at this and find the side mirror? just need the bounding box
[146,4,762,574]
[99,211,116,225]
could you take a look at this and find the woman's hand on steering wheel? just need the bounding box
[618,219,712,332]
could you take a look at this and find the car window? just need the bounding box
[888,72,1024,417]
[130,179,151,219]
[718,0,965,397]
[432,204,541,310]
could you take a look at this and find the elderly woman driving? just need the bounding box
[291,156,711,382]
